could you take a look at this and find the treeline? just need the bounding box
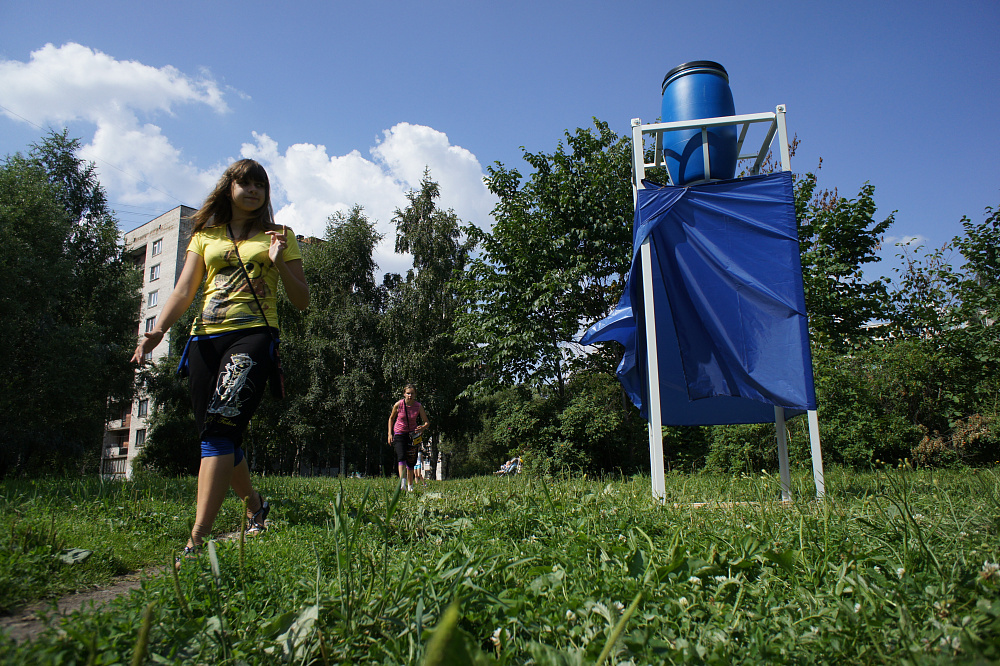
[3,125,998,478]
[0,132,139,476]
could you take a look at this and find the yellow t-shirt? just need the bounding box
[187,225,302,335]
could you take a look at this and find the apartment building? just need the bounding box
[102,206,195,478]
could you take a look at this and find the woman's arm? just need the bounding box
[387,402,399,443]
[131,250,205,364]
[267,228,309,310]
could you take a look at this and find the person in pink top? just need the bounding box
[387,384,430,491]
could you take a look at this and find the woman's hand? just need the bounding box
[268,226,309,310]
[267,225,288,265]
[132,330,164,365]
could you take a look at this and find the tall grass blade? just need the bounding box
[596,591,642,666]
[168,554,191,618]
[422,598,474,666]
[130,602,155,666]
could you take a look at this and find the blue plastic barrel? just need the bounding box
[660,61,737,185]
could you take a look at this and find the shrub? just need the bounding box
[912,413,1000,467]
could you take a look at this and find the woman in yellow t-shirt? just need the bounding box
[132,159,309,562]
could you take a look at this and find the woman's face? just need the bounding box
[230,178,267,214]
[404,388,416,402]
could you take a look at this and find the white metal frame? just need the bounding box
[630,105,825,501]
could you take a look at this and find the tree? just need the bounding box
[287,208,389,476]
[455,119,633,398]
[0,131,140,475]
[795,174,894,350]
[383,172,477,476]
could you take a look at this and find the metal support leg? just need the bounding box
[775,406,792,501]
[808,410,825,498]
[641,238,665,501]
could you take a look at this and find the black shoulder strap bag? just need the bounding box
[227,224,285,399]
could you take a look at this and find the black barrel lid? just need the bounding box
[662,61,728,93]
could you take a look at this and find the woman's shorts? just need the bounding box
[393,434,418,468]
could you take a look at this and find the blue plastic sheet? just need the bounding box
[580,172,816,425]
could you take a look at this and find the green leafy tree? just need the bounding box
[456,119,633,398]
[383,172,477,475]
[288,209,389,476]
[795,174,894,351]
[872,205,1000,465]
[0,131,139,475]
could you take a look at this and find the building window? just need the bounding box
[147,290,158,308]
[145,316,157,333]
[135,429,146,448]
[137,399,149,417]
[149,264,160,281]
[151,239,162,256]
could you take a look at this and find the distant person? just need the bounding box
[414,452,424,483]
[132,159,309,564]
[494,457,521,475]
[387,384,430,491]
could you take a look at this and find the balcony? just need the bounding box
[106,414,132,430]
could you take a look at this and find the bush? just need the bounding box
[810,344,926,467]
[912,413,1000,467]
[704,421,812,474]
[455,373,647,477]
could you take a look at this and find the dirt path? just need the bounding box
[0,531,247,645]
[0,569,154,644]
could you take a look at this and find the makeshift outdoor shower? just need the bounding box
[582,62,825,500]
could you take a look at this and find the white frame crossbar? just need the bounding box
[630,105,825,501]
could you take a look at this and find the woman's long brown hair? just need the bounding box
[188,159,279,235]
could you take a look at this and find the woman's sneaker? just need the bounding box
[247,499,270,536]
[174,543,201,569]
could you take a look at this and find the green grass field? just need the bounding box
[1,466,998,664]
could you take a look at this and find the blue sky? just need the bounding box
[1,0,997,278]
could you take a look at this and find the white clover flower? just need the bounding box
[613,601,625,613]
[465,568,475,577]
[980,561,1000,582]
[678,597,689,608]
[688,576,702,585]
[618,534,627,542]
[491,627,503,648]
[713,575,728,583]
[874,565,881,573]
[854,603,861,613]
[565,609,576,621]
[939,636,961,651]
[896,567,906,579]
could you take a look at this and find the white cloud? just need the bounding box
[0,43,496,276]
[0,42,226,205]
[0,42,228,126]
[372,123,497,229]
[885,234,929,248]
[243,125,496,277]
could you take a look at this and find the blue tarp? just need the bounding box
[580,171,816,425]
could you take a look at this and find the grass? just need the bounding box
[0,465,998,664]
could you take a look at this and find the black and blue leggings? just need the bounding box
[188,327,274,462]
